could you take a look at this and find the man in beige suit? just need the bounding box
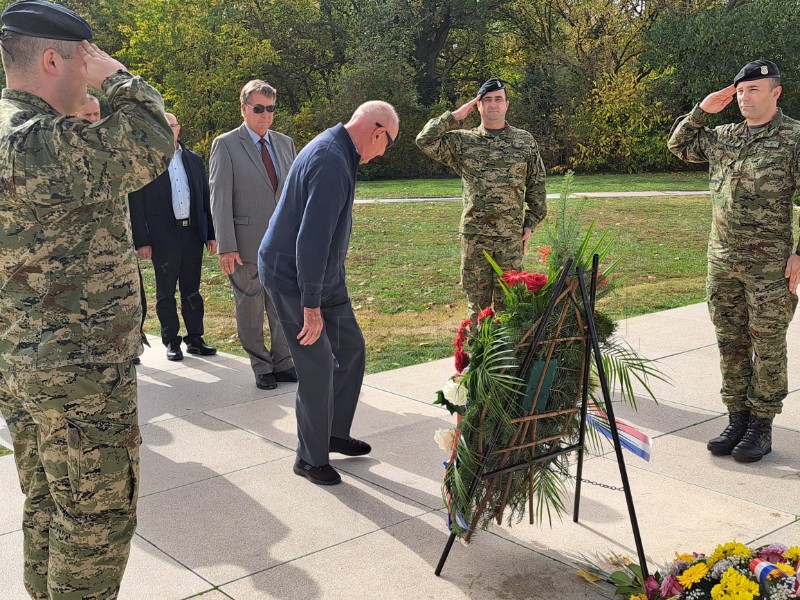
[210,80,297,390]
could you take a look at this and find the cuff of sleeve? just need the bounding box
[688,104,710,125]
[301,290,321,309]
[101,69,134,92]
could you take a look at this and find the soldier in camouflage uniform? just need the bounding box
[416,78,547,324]
[0,2,173,598]
[668,59,800,464]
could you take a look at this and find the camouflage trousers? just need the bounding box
[0,363,140,600]
[707,258,797,418]
[461,234,523,324]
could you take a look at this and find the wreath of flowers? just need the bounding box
[433,172,664,541]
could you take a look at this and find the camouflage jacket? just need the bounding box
[416,111,547,237]
[668,105,800,263]
[0,72,173,371]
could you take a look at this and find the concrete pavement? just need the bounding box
[1,301,798,599]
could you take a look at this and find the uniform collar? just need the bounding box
[476,122,510,137]
[1,88,59,115]
[735,108,784,139]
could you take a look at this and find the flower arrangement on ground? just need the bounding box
[592,542,800,600]
[433,172,664,540]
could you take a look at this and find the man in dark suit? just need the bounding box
[210,80,297,390]
[129,112,218,361]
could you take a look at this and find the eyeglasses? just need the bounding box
[246,103,276,114]
[375,122,394,148]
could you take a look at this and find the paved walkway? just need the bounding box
[1,302,799,599]
[354,189,710,204]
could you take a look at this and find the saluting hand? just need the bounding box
[699,85,736,114]
[77,41,127,91]
[452,96,481,121]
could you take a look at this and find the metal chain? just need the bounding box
[563,472,625,492]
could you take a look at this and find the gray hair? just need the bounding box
[240,80,276,105]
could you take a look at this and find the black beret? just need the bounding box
[478,78,506,99]
[1,0,92,42]
[733,59,780,87]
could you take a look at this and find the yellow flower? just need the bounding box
[677,562,709,588]
[674,552,694,564]
[629,595,647,600]
[775,562,796,577]
[785,546,800,562]
[708,542,751,566]
[710,567,760,600]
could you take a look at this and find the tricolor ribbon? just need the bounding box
[750,558,786,585]
[587,407,653,462]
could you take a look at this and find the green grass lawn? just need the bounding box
[141,192,713,374]
[355,172,709,199]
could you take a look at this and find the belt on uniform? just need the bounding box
[176,218,191,227]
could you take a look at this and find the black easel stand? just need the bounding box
[435,256,649,579]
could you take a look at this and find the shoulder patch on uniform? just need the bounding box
[763,140,780,148]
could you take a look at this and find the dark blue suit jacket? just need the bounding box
[129,143,215,250]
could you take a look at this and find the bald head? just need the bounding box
[74,94,100,123]
[348,101,399,130]
[344,101,399,165]
[164,112,180,148]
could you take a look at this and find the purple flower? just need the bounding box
[660,574,682,597]
[644,575,661,599]
[758,543,788,564]
[672,560,690,575]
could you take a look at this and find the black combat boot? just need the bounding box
[731,416,772,463]
[707,410,750,455]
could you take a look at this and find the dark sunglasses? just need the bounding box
[375,122,394,148]
[246,103,276,114]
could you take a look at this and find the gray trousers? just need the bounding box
[265,285,366,467]
[229,262,293,375]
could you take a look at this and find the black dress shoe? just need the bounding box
[255,373,277,390]
[329,436,371,456]
[707,410,750,455]
[293,458,341,485]
[184,336,217,356]
[166,339,184,361]
[273,367,298,382]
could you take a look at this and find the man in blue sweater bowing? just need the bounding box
[259,101,399,485]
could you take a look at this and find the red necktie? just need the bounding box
[258,138,279,191]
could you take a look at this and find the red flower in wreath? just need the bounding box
[454,347,469,373]
[501,270,548,293]
[453,318,471,349]
[597,272,608,288]
[477,306,495,323]
[523,272,547,293]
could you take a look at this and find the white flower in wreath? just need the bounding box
[442,378,467,406]
[434,428,457,452]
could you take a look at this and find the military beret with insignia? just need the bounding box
[477,78,506,99]
[1,0,93,42]
[733,59,780,87]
